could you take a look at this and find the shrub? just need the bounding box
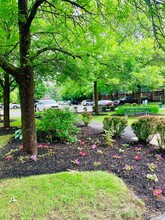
[36,107,79,143]
[83,107,87,112]
[116,105,159,115]
[156,118,165,150]
[103,116,128,137]
[110,106,116,111]
[131,116,158,143]
[102,106,107,112]
[132,103,137,107]
[82,112,92,126]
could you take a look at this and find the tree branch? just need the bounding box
[30,47,81,61]
[0,56,19,79]
[27,0,46,28]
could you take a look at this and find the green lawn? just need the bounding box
[0,134,14,149]
[0,171,145,220]
[92,103,165,125]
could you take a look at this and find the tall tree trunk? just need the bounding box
[18,69,37,155]
[94,81,99,114]
[17,0,37,155]
[137,85,141,105]
[3,73,10,128]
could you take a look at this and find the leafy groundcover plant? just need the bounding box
[36,107,79,143]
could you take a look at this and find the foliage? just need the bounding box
[102,106,107,112]
[156,118,165,150]
[81,112,92,126]
[103,130,114,146]
[116,105,159,115]
[36,108,78,143]
[15,129,22,140]
[131,116,159,143]
[103,116,127,137]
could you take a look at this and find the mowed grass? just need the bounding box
[0,171,145,220]
[0,134,13,149]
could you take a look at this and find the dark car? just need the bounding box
[70,99,80,105]
[119,96,138,105]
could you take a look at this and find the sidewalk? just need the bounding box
[89,121,158,146]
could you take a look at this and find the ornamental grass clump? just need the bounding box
[36,107,79,143]
[131,116,158,143]
[81,112,92,126]
[156,118,165,151]
[103,116,127,137]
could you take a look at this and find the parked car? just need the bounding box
[98,100,113,106]
[10,103,20,109]
[70,99,80,105]
[113,100,120,106]
[119,96,138,105]
[59,100,71,106]
[36,99,59,111]
[81,99,94,106]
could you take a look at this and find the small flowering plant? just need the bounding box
[155,154,163,161]
[121,143,129,148]
[153,188,163,198]
[134,145,142,151]
[93,160,102,167]
[112,154,121,159]
[134,155,141,161]
[31,154,37,161]
[80,151,88,157]
[123,165,134,172]
[91,144,97,149]
[146,174,158,182]
[147,163,157,172]
[118,148,124,153]
[97,149,103,154]
[71,159,80,165]
[5,155,13,161]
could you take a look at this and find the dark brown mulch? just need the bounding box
[0,126,164,218]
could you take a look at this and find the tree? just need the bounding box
[0,71,17,128]
[0,0,110,155]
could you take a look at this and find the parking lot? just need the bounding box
[9,105,93,117]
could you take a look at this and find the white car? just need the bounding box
[36,99,59,111]
[81,100,94,106]
[10,103,20,109]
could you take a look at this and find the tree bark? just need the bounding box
[17,0,37,155]
[94,81,99,114]
[3,73,10,128]
[18,69,37,155]
[137,85,141,104]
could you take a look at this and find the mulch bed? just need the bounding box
[0,126,164,218]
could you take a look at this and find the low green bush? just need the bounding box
[116,105,159,115]
[102,106,107,112]
[156,118,165,150]
[110,106,116,111]
[81,112,92,126]
[36,107,79,143]
[131,116,158,143]
[103,116,128,137]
